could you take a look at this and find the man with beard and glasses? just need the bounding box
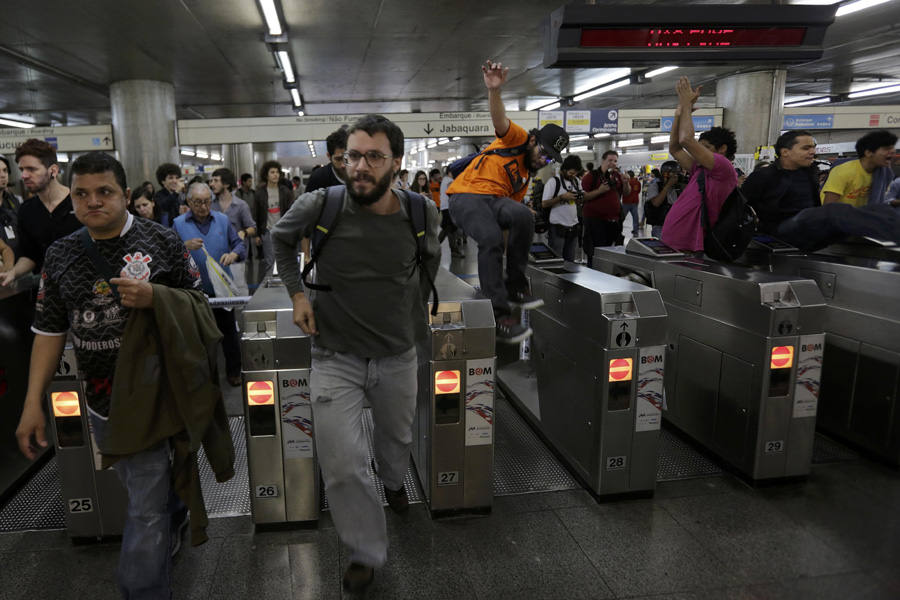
[0,139,81,287]
[271,114,440,595]
[447,60,569,343]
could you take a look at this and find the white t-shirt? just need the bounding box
[543,176,581,227]
[439,175,454,211]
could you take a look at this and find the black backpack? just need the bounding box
[698,170,758,262]
[448,141,530,178]
[300,185,439,315]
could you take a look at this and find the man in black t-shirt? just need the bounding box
[742,130,821,235]
[0,139,80,286]
[16,152,201,599]
[305,128,348,192]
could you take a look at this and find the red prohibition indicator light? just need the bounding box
[51,391,81,417]
[608,358,633,382]
[434,370,461,394]
[770,346,794,369]
[247,381,275,405]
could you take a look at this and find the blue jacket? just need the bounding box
[173,211,245,295]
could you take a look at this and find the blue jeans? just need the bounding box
[310,345,418,568]
[775,203,900,251]
[623,203,640,232]
[448,193,534,314]
[89,413,174,600]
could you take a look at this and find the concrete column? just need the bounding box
[594,139,613,165]
[109,80,178,192]
[224,143,254,179]
[716,70,786,157]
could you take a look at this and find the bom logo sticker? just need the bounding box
[801,343,822,352]
[468,366,492,376]
[640,355,663,364]
[282,379,308,388]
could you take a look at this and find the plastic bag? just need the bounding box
[202,247,240,299]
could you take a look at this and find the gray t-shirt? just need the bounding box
[270,188,441,358]
[266,187,281,230]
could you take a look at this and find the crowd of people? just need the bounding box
[3,62,899,598]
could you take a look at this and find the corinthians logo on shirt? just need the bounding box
[121,252,152,280]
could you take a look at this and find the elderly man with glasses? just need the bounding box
[447,60,569,343]
[271,114,440,594]
[173,182,246,386]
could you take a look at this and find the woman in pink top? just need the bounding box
[661,77,739,254]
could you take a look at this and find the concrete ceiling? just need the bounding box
[0,0,898,130]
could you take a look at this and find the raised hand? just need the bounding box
[482,60,508,90]
[676,76,702,107]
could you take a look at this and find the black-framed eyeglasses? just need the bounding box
[190,199,212,206]
[342,150,393,168]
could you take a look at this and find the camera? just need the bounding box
[575,189,585,201]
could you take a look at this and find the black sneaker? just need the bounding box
[509,288,544,310]
[496,314,533,344]
[384,485,409,515]
[343,562,375,594]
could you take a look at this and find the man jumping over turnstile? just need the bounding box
[271,114,441,594]
[446,60,570,343]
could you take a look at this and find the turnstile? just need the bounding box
[412,268,496,517]
[498,262,668,499]
[241,277,318,525]
[745,239,900,466]
[594,239,828,481]
[47,337,128,540]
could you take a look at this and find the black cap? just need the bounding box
[538,124,569,163]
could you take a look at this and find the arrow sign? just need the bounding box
[103,136,111,144]
[620,322,629,330]
[424,124,433,135]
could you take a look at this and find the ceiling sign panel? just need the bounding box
[177,112,539,145]
[0,125,114,153]
[783,106,900,130]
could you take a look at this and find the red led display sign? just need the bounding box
[580,27,807,48]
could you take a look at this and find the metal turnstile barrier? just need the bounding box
[744,236,900,467]
[412,269,496,517]
[47,338,128,540]
[241,277,317,526]
[594,239,828,482]
[498,262,668,500]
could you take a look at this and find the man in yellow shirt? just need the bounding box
[822,129,897,206]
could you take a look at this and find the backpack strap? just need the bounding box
[399,189,439,316]
[301,185,345,292]
[79,227,121,301]
[697,169,711,232]
[472,140,531,172]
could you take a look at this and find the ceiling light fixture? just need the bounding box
[650,135,670,144]
[276,51,295,83]
[784,96,832,107]
[616,138,646,148]
[836,0,892,17]
[593,133,610,138]
[0,117,35,129]
[574,78,631,103]
[258,0,283,35]
[181,149,196,157]
[645,66,679,78]
[196,151,209,159]
[847,83,900,98]
[290,88,302,107]
[568,145,589,153]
